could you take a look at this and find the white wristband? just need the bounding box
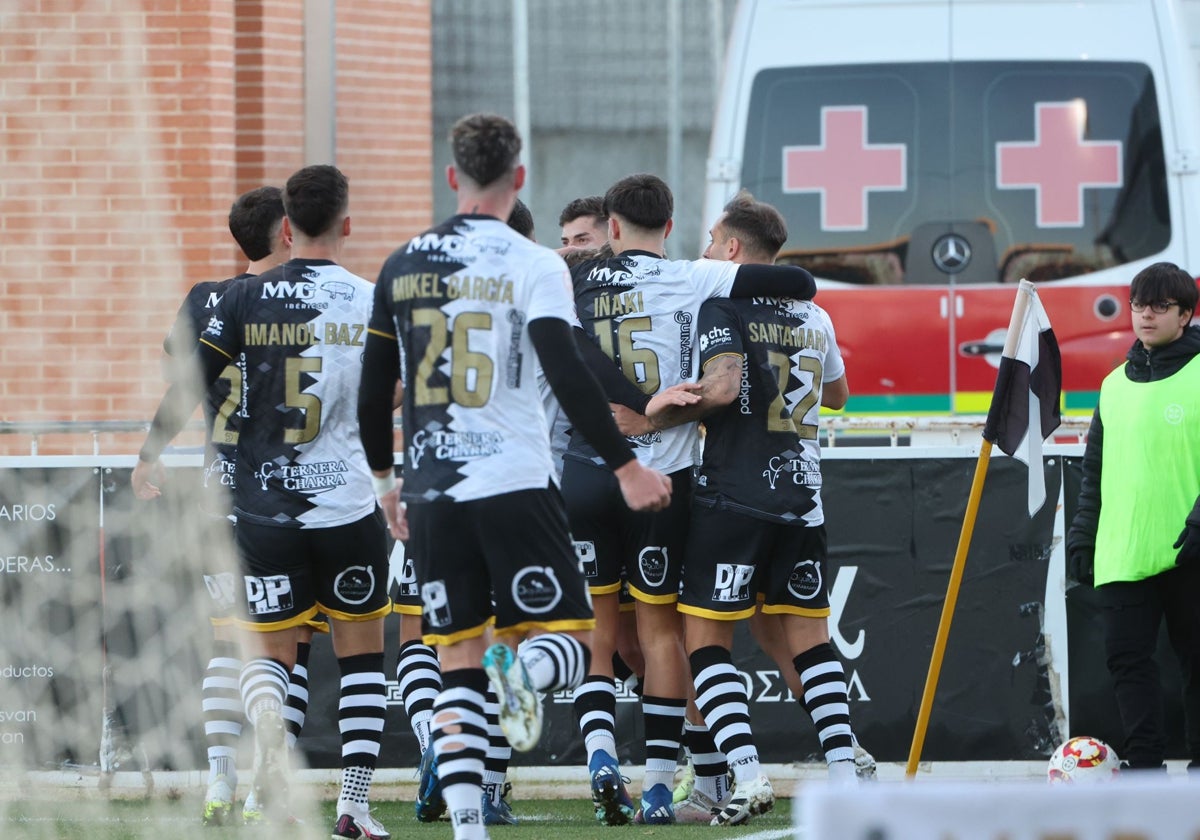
[371,472,397,498]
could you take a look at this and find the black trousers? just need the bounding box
[1097,562,1200,766]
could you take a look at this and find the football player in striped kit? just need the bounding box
[561,175,818,825]
[358,113,674,840]
[159,185,328,826]
[639,192,864,825]
[134,165,391,840]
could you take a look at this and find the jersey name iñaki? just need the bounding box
[566,252,738,473]
[370,214,574,503]
[200,259,376,529]
[694,297,844,525]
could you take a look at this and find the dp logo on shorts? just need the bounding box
[712,563,754,603]
[245,574,293,615]
[573,541,598,578]
[421,580,452,628]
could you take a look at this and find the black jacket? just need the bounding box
[1066,325,1200,555]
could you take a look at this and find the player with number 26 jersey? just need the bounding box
[369,214,575,504]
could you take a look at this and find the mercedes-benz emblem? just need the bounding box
[932,233,972,274]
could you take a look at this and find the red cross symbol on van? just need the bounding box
[995,100,1123,228]
[782,106,907,231]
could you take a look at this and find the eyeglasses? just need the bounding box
[1130,300,1179,314]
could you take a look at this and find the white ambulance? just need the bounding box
[705,0,1200,415]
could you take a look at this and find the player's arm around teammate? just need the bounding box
[649,194,865,827]
[358,114,670,840]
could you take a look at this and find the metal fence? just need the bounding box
[0,416,1092,457]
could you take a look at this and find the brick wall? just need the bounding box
[336,0,434,281]
[0,1,432,456]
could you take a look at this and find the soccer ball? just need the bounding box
[1046,735,1120,784]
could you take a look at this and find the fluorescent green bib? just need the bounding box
[1094,354,1200,584]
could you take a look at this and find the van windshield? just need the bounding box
[740,61,1168,285]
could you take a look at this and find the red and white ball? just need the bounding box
[1047,735,1120,784]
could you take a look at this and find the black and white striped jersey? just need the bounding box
[163,273,250,515]
[693,297,845,525]
[369,214,575,503]
[199,259,377,529]
[566,251,739,473]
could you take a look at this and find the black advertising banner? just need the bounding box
[816,455,1060,762]
[0,467,101,768]
[0,456,1062,771]
[1062,456,1187,759]
[199,455,1064,769]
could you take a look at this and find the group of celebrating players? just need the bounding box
[132,112,872,840]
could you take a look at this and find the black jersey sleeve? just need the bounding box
[161,291,204,386]
[358,329,400,472]
[1066,407,1104,554]
[697,298,746,368]
[573,327,651,413]
[162,298,195,360]
[138,342,229,462]
[530,317,634,471]
[730,264,816,301]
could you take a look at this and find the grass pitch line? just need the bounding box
[739,828,796,840]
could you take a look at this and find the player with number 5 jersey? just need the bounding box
[135,165,394,840]
[196,259,377,528]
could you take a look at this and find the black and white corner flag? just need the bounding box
[982,281,1062,516]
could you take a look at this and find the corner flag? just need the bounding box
[982,280,1062,516]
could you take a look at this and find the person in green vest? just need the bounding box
[1067,260,1200,772]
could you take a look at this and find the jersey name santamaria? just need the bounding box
[695,296,845,525]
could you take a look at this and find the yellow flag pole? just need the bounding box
[904,440,991,777]
[904,281,1034,779]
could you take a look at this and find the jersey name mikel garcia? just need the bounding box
[694,296,845,525]
[370,214,575,503]
[566,251,738,473]
[200,259,376,529]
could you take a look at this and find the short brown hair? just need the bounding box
[603,174,673,231]
[283,165,348,239]
[450,113,522,189]
[228,185,284,261]
[719,190,788,262]
[558,195,605,228]
[507,198,535,239]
